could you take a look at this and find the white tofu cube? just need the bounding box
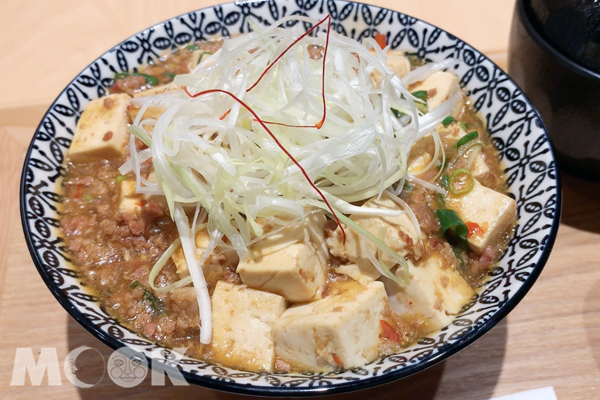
[372,50,411,87]
[171,229,238,284]
[446,180,517,254]
[69,94,132,161]
[119,197,142,215]
[326,193,418,281]
[410,71,463,114]
[237,213,328,302]
[386,50,411,78]
[391,255,474,329]
[273,281,387,371]
[120,180,136,199]
[436,123,490,181]
[211,281,286,373]
[408,134,435,174]
[471,151,490,181]
[437,122,468,143]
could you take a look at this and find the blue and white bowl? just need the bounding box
[20,0,561,395]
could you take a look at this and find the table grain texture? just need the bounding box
[1,1,598,399]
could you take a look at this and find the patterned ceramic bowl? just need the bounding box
[20,0,561,395]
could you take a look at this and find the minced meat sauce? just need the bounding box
[60,40,514,371]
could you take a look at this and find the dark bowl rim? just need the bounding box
[20,0,562,396]
[516,0,600,81]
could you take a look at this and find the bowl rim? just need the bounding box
[20,0,562,396]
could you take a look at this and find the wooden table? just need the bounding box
[1,1,598,399]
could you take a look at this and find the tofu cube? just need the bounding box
[326,193,418,281]
[410,71,463,114]
[408,134,435,174]
[371,50,411,87]
[119,197,142,215]
[386,50,411,78]
[471,151,490,181]
[69,94,132,161]
[171,229,238,286]
[273,281,387,371]
[446,180,517,254]
[237,213,328,302]
[211,281,286,373]
[120,180,137,199]
[436,123,490,181]
[391,255,474,329]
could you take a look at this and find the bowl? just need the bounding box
[509,0,600,179]
[20,0,561,395]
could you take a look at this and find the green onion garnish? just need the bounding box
[391,108,406,119]
[115,175,127,183]
[456,131,478,148]
[440,174,449,189]
[166,72,176,79]
[130,280,164,314]
[411,90,428,102]
[435,209,468,246]
[442,116,456,128]
[113,72,158,86]
[448,168,474,195]
[82,194,93,201]
[460,122,467,131]
[197,51,211,64]
[187,44,200,51]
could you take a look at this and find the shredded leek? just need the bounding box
[123,15,462,345]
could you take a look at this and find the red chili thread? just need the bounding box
[247,15,332,130]
[184,86,346,243]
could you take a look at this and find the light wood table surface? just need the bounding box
[1,1,599,399]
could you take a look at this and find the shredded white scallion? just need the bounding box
[123,15,457,344]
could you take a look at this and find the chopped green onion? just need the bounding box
[130,280,163,314]
[448,168,474,195]
[435,209,468,246]
[115,175,127,183]
[391,108,405,119]
[403,183,413,191]
[166,72,176,79]
[82,194,93,201]
[435,193,445,208]
[141,73,159,86]
[440,174,449,189]
[452,245,465,270]
[113,72,158,86]
[411,90,428,114]
[186,44,200,51]
[411,90,428,102]
[460,122,467,131]
[442,116,456,128]
[130,281,141,289]
[197,51,211,64]
[456,131,478,148]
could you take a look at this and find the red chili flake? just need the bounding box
[380,320,402,343]
[332,354,343,367]
[103,131,113,141]
[375,32,386,49]
[74,184,84,199]
[466,221,484,238]
[184,86,346,244]
[220,109,231,120]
